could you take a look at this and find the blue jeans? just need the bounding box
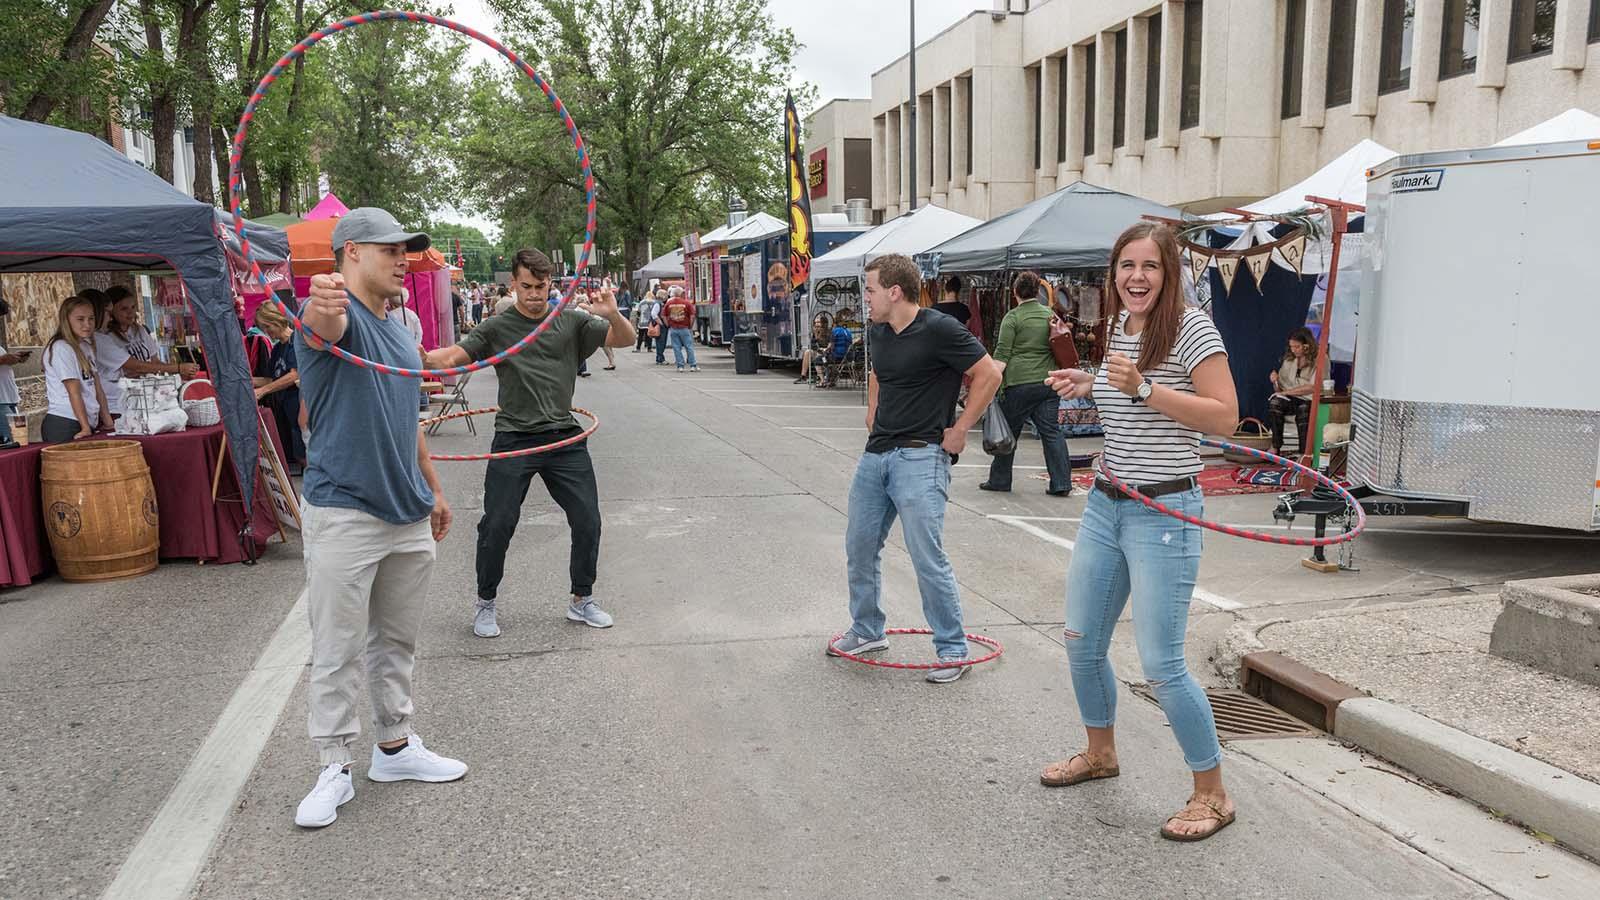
[1063,486,1222,771]
[668,327,697,368]
[0,402,14,443]
[986,382,1072,492]
[844,445,967,659]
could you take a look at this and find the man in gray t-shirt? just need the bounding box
[292,207,467,831]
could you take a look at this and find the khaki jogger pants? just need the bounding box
[301,502,436,767]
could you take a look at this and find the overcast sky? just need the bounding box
[439,0,988,234]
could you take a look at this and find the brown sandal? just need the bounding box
[1040,752,1120,787]
[1159,794,1236,842]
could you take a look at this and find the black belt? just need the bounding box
[1094,474,1197,501]
[879,438,957,465]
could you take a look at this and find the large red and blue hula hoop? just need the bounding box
[225,10,596,379]
[420,406,599,462]
[1096,439,1367,547]
[826,628,1004,671]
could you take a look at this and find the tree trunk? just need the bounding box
[212,125,234,207]
[20,0,117,122]
[179,1,219,204]
[276,4,309,214]
[624,235,652,292]
[136,0,176,185]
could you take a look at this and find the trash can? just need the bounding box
[733,333,761,375]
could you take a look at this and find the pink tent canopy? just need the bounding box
[304,193,350,221]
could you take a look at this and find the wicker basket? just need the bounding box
[1222,417,1273,464]
[182,397,220,427]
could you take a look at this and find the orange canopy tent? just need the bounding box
[285,217,448,277]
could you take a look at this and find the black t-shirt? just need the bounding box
[933,300,971,325]
[865,308,986,453]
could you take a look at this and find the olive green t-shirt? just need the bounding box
[459,304,611,433]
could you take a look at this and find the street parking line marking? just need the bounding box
[988,515,1243,611]
[736,404,866,409]
[102,592,310,900]
[989,515,1600,540]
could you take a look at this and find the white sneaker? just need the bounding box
[366,735,468,783]
[295,763,354,828]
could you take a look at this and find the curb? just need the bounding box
[1238,651,1600,862]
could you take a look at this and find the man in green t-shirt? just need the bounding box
[424,249,635,638]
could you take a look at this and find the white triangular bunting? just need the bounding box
[1277,232,1308,276]
[1244,249,1272,289]
[1214,255,1240,294]
[1187,248,1212,285]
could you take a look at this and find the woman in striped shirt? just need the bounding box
[1039,222,1241,842]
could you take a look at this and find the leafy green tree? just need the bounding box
[314,13,467,225]
[459,0,811,278]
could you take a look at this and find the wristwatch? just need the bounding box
[1133,378,1153,403]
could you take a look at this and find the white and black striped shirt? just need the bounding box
[1094,308,1227,485]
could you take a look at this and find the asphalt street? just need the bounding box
[5,346,1598,899]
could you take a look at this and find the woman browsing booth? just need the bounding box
[1040,222,1241,842]
[42,295,113,443]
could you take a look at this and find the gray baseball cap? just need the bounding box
[330,207,430,253]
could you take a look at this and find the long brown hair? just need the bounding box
[1103,222,1185,372]
[1283,326,1316,372]
[46,295,96,377]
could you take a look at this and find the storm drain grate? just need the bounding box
[1132,687,1322,741]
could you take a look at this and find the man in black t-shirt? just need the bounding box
[827,254,1001,684]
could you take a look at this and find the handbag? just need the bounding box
[1048,314,1080,369]
[981,402,1016,456]
[647,322,661,338]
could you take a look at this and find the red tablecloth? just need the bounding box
[0,420,286,588]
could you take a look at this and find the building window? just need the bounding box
[1033,67,1042,170]
[947,98,954,182]
[1058,56,1069,162]
[1113,30,1128,148]
[1180,1,1203,129]
[963,77,973,176]
[1084,43,1097,155]
[1440,0,1479,77]
[1509,0,1556,60]
[1591,0,1599,42]
[1145,12,1162,139]
[1282,0,1305,118]
[1379,0,1414,94]
[1327,0,1357,107]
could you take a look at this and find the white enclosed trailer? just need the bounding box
[1352,140,1600,532]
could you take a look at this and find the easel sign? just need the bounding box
[255,409,301,534]
[212,411,301,539]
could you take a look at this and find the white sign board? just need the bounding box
[742,253,763,313]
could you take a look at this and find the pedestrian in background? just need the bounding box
[981,272,1072,496]
[661,286,698,372]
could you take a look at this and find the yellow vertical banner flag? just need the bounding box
[785,93,813,291]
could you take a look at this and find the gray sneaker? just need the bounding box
[827,631,889,657]
[566,598,614,628]
[925,655,969,684]
[473,600,500,638]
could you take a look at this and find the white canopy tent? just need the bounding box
[1495,108,1600,146]
[1234,138,1397,216]
[810,205,983,281]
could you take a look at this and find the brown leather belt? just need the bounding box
[1094,474,1198,501]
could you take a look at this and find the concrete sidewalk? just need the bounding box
[1244,594,1600,860]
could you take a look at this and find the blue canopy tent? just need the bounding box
[0,116,263,549]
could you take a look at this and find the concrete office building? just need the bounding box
[802,99,875,217]
[870,0,1600,220]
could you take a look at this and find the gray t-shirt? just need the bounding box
[297,293,434,525]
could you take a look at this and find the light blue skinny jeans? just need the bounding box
[845,445,968,659]
[1063,485,1223,772]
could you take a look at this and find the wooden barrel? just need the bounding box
[39,440,159,583]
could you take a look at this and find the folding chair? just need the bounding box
[831,340,867,390]
[426,371,475,436]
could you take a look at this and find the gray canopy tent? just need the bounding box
[0,115,265,549]
[920,180,1182,272]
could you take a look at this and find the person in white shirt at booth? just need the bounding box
[96,286,197,419]
[41,295,113,443]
